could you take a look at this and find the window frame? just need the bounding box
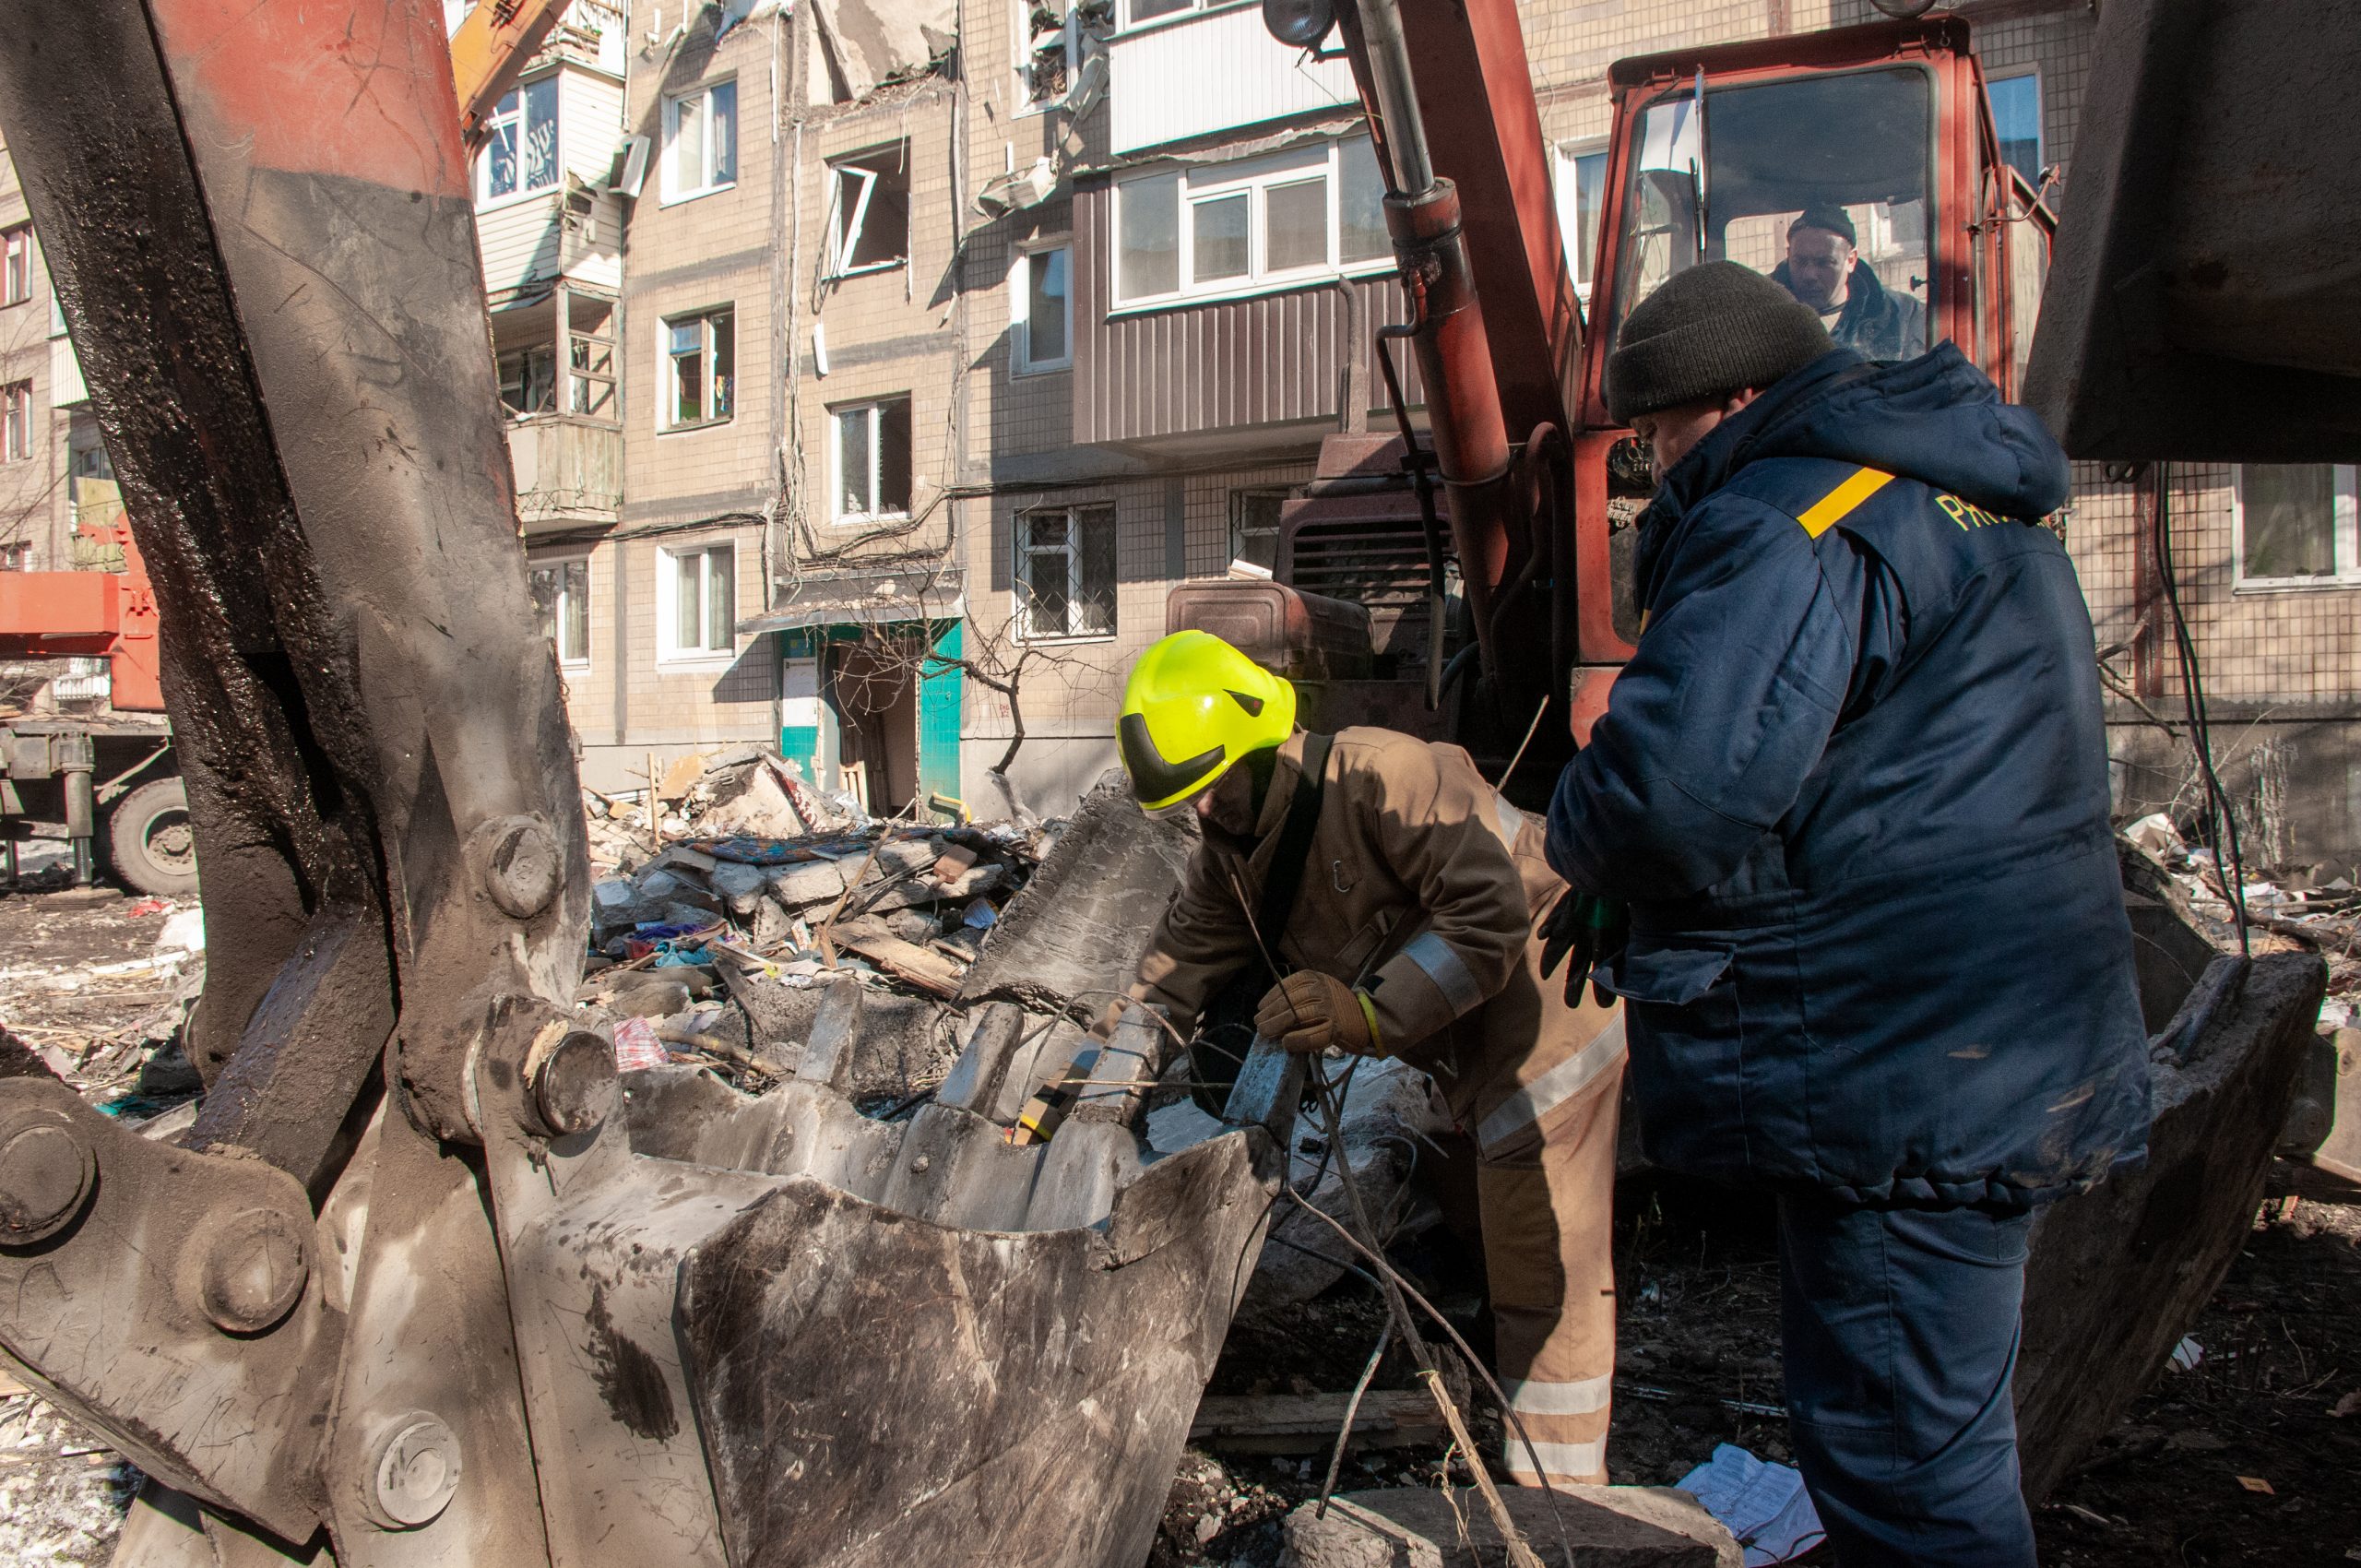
[658,305,736,432]
[1117,0,1203,32]
[2,383,30,464]
[1013,505,1119,643]
[475,74,563,210]
[656,541,740,663]
[1986,69,2044,193]
[1228,486,1289,576]
[826,145,912,278]
[1009,242,1074,374]
[828,397,915,526]
[1,226,29,307]
[1552,139,1608,302]
[660,77,739,206]
[529,554,593,668]
[2231,464,2361,592]
[1111,137,1392,312]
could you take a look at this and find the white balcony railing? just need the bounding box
[1109,3,1357,155]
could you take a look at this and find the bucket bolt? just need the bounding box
[367,1412,463,1529]
[0,1111,93,1244]
[196,1206,310,1334]
[532,1030,619,1138]
[474,815,561,921]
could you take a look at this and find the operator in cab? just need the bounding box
[1544,262,2148,1566]
[1115,630,1627,1490]
[1772,206,1926,361]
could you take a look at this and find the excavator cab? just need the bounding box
[1178,13,2050,767]
[1570,19,2050,690]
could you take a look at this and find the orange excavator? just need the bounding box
[0,0,2343,1563]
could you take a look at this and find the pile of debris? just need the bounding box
[575,746,1048,1098]
[2123,813,2361,980]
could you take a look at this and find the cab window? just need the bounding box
[1606,65,1937,376]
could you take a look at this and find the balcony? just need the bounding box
[1108,2,1357,154]
[508,414,622,530]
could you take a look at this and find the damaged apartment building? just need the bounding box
[0,144,120,578]
[457,0,2361,856]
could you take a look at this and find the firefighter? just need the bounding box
[1545,260,2150,1566]
[1116,629,1626,1489]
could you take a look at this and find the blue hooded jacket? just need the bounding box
[1546,345,2151,1208]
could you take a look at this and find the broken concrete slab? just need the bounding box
[958,769,1197,1013]
[1151,1053,1452,1313]
[2118,837,2224,1032]
[1280,1485,1740,1568]
[2015,949,2327,1500]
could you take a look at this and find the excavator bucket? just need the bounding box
[0,3,1289,1562]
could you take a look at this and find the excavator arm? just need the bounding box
[450,0,579,152]
[0,4,1299,1564]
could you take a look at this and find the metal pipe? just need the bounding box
[1354,0,1433,196]
[63,766,94,886]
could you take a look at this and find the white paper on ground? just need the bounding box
[1675,1443,1826,1566]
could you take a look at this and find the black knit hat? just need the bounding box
[1605,260,1834,425]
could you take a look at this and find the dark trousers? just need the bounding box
[1776,1194,2038,1568]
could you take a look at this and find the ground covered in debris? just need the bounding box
[2,847,2355,1565]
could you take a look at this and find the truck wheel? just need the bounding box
[108,777,199,898]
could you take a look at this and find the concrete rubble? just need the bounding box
[1277,1484,1740,1568]
[575,745,1049,1099]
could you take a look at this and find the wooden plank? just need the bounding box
[838,931,965,1000]
[1189,1391,1445,1455]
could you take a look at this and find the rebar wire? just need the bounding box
[1302,1063,1574,1568]
[2153,463,2251,956]
[1318,1317,1395,1517]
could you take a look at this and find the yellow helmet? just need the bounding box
[1119,631,1297,814]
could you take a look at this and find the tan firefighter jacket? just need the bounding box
[1133,727,1618,1149]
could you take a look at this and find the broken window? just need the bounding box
[1015,507,1117,639]
[662,542,737,658]
[832,398,914,523]
[1010,244,1072,373]
[2,383,29,463]
[528,556,591,665]
[663,78,737,201]
[2236,464,2361,588]
[2,226,28,306]
[479,77,560,204]
[1114,136,1391,304]
[1987,73,2042,192]
[65,428,112,526]
[1228,488,1288,575]
[500,344,557,416]
[664,307,735,428]
[828,145,911,275]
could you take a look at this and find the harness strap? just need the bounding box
[1252,731,1334,973]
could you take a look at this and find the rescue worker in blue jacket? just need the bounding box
[1543,260,2151,1567]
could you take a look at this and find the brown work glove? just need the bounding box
[1254,971,1382,1057]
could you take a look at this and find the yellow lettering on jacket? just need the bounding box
[1937,493,2009,531]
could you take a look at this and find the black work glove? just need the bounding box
[1538,890,1628,1008]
